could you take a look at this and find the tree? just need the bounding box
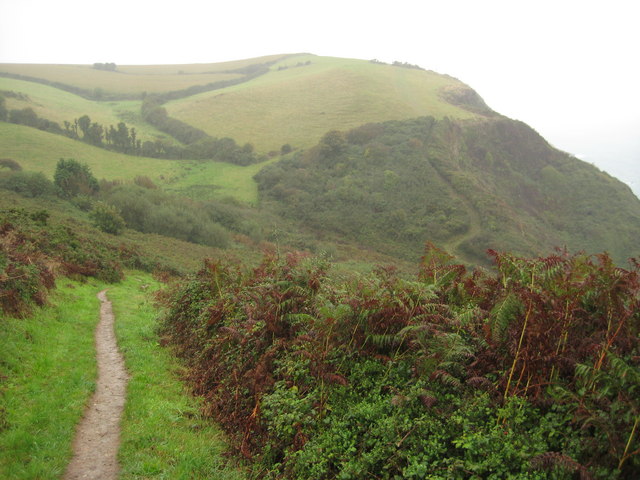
[9,108,38,127]
[319,130,347,157]
[0,96,7,121]
[86,122,104,146]
[77,115,91,137]
[53,158,99,198]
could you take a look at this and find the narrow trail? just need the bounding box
[426,157,483,263]
[64,290,128,480]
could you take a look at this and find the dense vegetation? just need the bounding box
[160,246,640,479]
[0,207,126,316]
[256,116,640,264]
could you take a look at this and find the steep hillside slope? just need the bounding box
[256,116,640,264]
[165,55,487,152]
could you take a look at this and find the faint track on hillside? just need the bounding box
[426,157,483,264]
[64,290,128,480]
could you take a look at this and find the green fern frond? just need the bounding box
[488,293,522,343]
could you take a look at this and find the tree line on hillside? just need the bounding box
[0,57,284,102]
[93,62,117,71]
[0,91,262,164]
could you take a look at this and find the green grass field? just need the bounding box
[165,156,278,204]
[0,55,290,96]
[0,273,244,480]
[0,280,102,479]
[165,55,479,152]
[0,77,166,142]
[0,122,182,182]
[0,65,239,96]
[0,122,269,203]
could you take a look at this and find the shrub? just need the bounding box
[0,171,55,197]
[160,248,640,478]
[90,202,125,235]
[0,159,22,171]
[54,158,99,198]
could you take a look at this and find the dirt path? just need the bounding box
[64,290,128,480]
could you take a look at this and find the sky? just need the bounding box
[1,0,638,195]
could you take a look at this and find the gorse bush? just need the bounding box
[54,158,99,198]
[160,245,640,479]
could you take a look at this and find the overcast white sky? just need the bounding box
[1,0,638,194]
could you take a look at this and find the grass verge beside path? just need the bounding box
[109,272,244,480]
[0,279,104,479]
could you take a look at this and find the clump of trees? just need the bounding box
[54,158,99,198]
[61,114,142,154]
[92,62,117,71]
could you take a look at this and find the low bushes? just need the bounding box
[160,245,640,479]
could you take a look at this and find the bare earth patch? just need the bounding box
[64,290,128,480]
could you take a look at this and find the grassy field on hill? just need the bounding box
[165,55,481,152]
[1,65,237,95]
[0,123,181,181]
[0,55,289,96]
[0,123,270,203]
[0,77,166,142]
[0,275,244,480]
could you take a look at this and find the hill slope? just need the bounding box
[165,54,487,152]
[1,54,639,265]
[256,116,640,264]
[0,54,288,96]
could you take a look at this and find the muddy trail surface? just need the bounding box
[64,290,128,480]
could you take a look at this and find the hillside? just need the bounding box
[165,54,487,152]
[256,116,640,265]
[1,54,639,266]
[0,54,289,96]
[2,54,640,479]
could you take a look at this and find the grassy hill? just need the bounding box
[165,54,485,152]
[0,122,268,203]
[0,54,289,95]
[0,77,165,143]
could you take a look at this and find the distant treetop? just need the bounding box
[93,62,117,72]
